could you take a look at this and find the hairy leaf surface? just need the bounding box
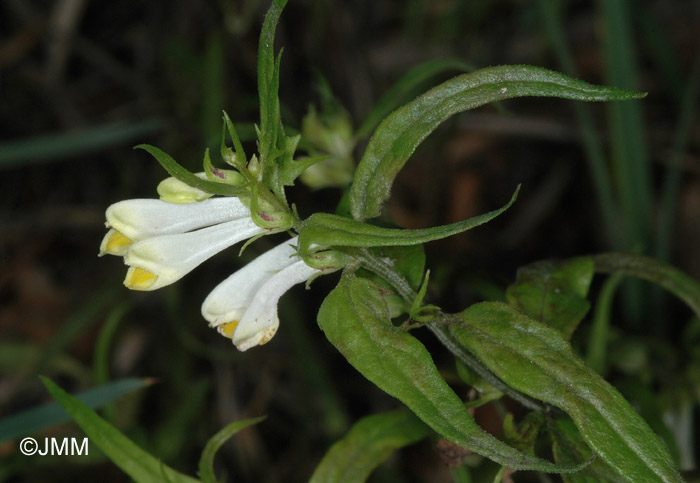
[449,302,681,482]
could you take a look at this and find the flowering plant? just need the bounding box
[39,1,700,482]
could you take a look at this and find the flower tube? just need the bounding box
[124,217,264,291]
[202,237,320,351]
[100,197,250,257]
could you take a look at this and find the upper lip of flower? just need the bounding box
[102,197,250,244]
[202,236,319,351]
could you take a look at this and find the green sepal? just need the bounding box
[203,148,245,186]
[349,65,646,221]
[221,111,247,169]
[506,257,594,340]
[309,409,430,483]
[136,144,247,196]
[448,302,682,482]
[317,274,589,473]
[299,186,519,255]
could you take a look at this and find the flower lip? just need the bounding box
[105,197,250,242]
[99,228,134,257]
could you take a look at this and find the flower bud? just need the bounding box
[157,173,212,204]
[301,248,347,272]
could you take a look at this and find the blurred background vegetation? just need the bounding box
[1,0,699,481]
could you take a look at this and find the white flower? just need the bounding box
[202,236,319,351]
[100,197,265,291]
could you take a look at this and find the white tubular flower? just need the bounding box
[124,217,264,291]
[99,197,249,257]
[202,237,320,351]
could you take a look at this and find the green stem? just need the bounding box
[353,248,546,412]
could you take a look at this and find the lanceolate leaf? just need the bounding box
[317,275,586,473]
[310,409,429,483]
[257,0,287,164]
[40,376,199,483]
[136,144,246,196]
[299,186,518,254]
[448,302,682,482]
[505,258,594,340]
[349,65,645,221]
[356,57,474,140]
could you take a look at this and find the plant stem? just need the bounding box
[353,248,546,412]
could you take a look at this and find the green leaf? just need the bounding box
[349,65,645,221]
[300,186,518,254]
[371,244,425,291]
[505,258,594,340]
[592,252,700,320]
[502,412,544,455]
[257,0,287,165]
[448,302,682,482]
[309,409,429,483]
[317,275,587,473]
[40,376,199,483]
[0,378,151,443]
[356,58,474,140]
[550,418,625,483]
[198,416,266,483]
[136,144,246,196]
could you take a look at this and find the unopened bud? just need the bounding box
[157,173,212,204]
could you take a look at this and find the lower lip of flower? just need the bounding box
[217,320,239,338]
[125,266,158,290]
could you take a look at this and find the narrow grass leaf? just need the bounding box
[0,379,153,443]
[198,416,266,483]
[40,377,199,483]
[0,378,151,444]
[592,253,700,320]
[0,120,163,168]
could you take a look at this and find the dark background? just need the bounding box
[1,0,699,481]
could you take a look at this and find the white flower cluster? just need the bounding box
[99,181,318,351]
